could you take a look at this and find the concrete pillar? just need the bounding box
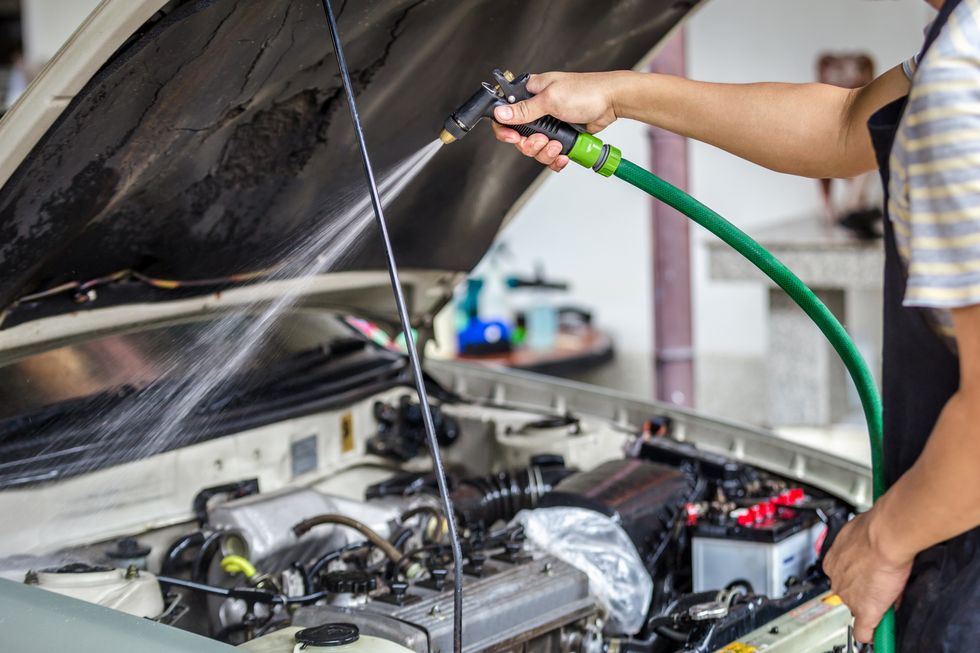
[767,288,849,425]
[649,30,694,408]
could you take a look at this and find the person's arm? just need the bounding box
[824,305,980,642]
[492,67,910,177]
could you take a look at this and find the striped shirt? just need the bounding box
[889,0,980,346]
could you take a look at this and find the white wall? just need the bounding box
[687,0,932,421]
[21,0,101,71]
[474,119,655,398]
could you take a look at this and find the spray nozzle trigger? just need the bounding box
[440,68,580,155]
[492,69,532,104]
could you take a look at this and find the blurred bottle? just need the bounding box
[526,287,558,351]
[514,264,567,352]
[479,244,512,332]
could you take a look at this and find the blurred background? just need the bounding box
[4,0,936,464]
[447,0,933,464]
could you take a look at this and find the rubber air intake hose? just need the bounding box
[450,461,576,528]
[609,157,892,653]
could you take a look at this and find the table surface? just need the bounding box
[456,326,614,376]
[707,216,882,250]
[707,217,884,289]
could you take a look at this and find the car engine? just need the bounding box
[0,394,854,653]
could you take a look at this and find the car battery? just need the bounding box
[691,488,826,597]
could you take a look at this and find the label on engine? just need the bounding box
[341,412,355,453]
[291,434,318,477]
[719,644,757,653]
[789,598,834,622]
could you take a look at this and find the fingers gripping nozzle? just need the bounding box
[441,69,578,152]
[440,68,621,177]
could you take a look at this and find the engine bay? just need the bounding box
[0,381,857,653]
[0,0,882,650]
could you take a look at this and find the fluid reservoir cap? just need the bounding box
[42,562,114,574]
[295,623,360,647]
[323,570,377,595]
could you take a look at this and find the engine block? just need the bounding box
[292,554,600,653]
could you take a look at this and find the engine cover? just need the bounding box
[538,459,696,569]
[292,555,599,653]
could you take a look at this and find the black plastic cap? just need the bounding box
[322,570,378,595]
[530,453,566,468]
[295,623,360,647]
[390,581,408,596]
[43,562,113,574]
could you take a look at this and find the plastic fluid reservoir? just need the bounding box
[526,287,558,352]
[478,245,512,328]
[35,563,164,618]
[240,624,414,653]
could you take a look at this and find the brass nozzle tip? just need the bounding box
[438,128,456,145]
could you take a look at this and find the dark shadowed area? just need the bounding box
[0,0,697,326]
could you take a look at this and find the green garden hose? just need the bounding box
[440,71,895,650]
[614,158,885,495]
[613,158,894,653]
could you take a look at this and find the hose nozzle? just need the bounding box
[440,68,621,176]
[440,78,506,143]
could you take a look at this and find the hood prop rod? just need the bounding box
[317,3,464,652]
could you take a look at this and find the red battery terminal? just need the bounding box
[734,489,807,528]
[684,502,701,526]
[735,509,754,526]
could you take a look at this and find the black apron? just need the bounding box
[868,1,980,649]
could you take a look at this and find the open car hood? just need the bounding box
[0,0,698,349]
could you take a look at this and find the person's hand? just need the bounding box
[491,71,628,172]
[823,508,914,643]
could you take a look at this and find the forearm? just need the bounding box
[610,68,908,179]
[871,389,980,564]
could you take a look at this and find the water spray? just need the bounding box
[318,3,465,653]
[442,69,894,653]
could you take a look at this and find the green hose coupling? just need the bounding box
[568,132,622,177]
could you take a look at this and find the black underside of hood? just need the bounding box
[0,0,696,327]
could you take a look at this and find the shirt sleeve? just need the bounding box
[902,53,921,80]
[902,18,936,79]
[900,3,980,310]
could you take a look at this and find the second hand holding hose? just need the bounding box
[440,69,892,653]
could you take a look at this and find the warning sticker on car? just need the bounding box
[718,644,757,653]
